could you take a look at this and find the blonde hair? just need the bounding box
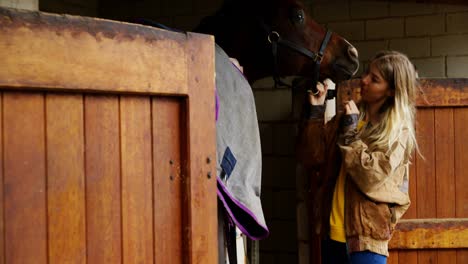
[359,51,418,159]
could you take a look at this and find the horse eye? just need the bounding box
[291,9,305,24]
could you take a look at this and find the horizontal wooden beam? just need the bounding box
[0,7,209,95]
[389,218,468,249]
[337,78,468,107]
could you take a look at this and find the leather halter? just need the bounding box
[260,20,332,89]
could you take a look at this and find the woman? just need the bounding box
[297,51,418,263]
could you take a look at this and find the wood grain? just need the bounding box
[3,92,47,263]
[454,107,468,263]
[0,7,217,264]
[152,97,184,263]
[415,109,438,264]
[46,94,86,263]
[84,95,122,263]
[389,218,468,249]
[120,96,154,263]
[0,7,188,95]
[0,93,3,264]
[185,32,217,264]
[434,108,457,262]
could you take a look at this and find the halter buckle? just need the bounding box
[313,53,324,63]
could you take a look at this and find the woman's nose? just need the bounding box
[361,75,368,85]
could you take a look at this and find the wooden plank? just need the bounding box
[185,32,217,263]
[152,97,183,263]
[415,109,438,263]
[454,108,468,218]
[46,94,86,263]
[337,78,468,107]
[388,251,398,264]
[0,93,3,264]
[120,96,154,264]
[435,108,457,263]
[84,95,122,263]
[397,154,418,263]
[3,92,47,263]
[389,218,468,249]
[455,107,468,262]
[0,7,188,96]
[416,79,468,107]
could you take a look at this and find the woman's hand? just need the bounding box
[308,81,328,106]
[344,100,359,115]
[229,57,243,73]
[342,100,360,134]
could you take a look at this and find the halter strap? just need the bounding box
[269,29,332,64]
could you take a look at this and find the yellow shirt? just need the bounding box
[329,120,366,243]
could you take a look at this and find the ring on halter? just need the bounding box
[268,31,280,43]
[307,89,320,96]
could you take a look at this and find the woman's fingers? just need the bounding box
[344,100,360,115]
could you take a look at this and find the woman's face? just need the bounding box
[360,62,392,105]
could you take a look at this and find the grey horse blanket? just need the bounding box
[215,45,269,240]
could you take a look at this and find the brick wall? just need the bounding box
[253,78,300,263]
[0,0,38,10]
[312,0,468,78]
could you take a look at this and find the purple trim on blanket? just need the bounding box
[215,87,219,121]
[217,177,269,240]
[230,61,248,79]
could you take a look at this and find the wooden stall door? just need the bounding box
[338,79,468,264]
[0,7,217,264]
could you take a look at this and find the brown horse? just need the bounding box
[195,0,359,84]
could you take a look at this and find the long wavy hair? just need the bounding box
[359,50,419,159]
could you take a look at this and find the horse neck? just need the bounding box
[195,3,276,83]
[217,28,274,83]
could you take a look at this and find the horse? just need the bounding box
[195,0,359,85]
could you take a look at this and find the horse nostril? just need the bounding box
[348,46,358,60]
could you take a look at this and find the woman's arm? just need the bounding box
[296,81,333,169]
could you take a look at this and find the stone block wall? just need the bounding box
[312,0,468,78]
[0,0,38,10]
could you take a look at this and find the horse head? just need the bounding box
[195,0,359,84]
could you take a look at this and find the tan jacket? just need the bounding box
[296,106,411,256]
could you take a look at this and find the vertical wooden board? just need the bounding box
[186,33,217,263]
[46,94,86,263]
[456,249,468,264]
[398,250,418,264]
[84,95,122,263]
[152,97,183,263]
[434,108,457,263]
[120,96,154,264]
[3,92,47,263]
[434,109,456,217]
[454,108,468,263]
[454,108,468,217]
[415,109,437,264]
[398,154,418,264]
[388,251,398,264]
[0,93,3,264]
[405,154,417,219]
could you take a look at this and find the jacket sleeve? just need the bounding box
[296,105,334,169]
[338,129,409,196]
